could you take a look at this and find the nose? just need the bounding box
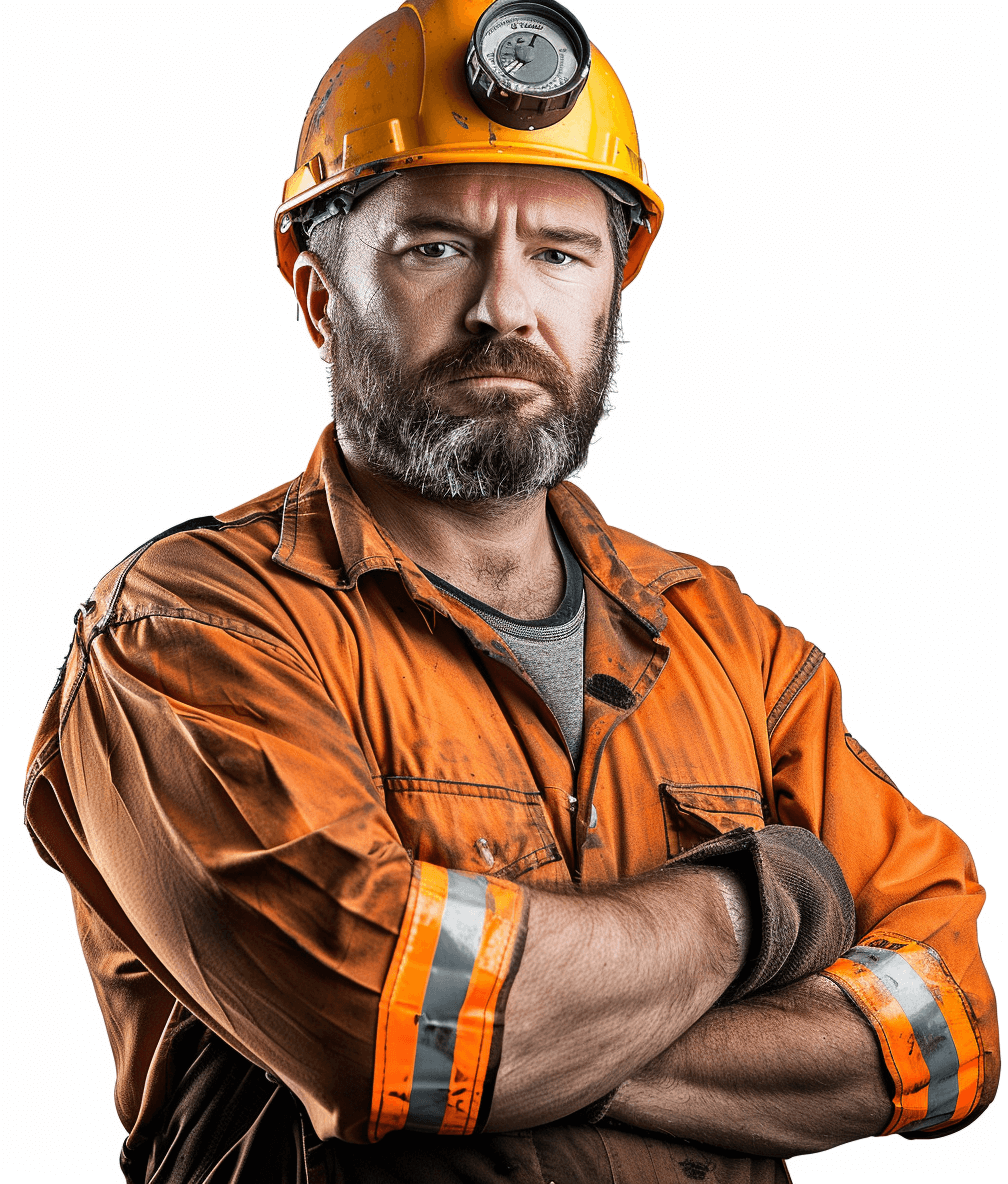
[464,246,538,338]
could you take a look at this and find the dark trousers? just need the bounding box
[121,1018,787,1184]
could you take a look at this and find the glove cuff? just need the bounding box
[669,825,855,1002]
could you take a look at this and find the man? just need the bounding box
[23,1,998,1181]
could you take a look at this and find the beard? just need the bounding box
[326,299,620,502]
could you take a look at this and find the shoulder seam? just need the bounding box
[60,509,287,755]
[93,510,280,639]
[647,561,702,592]
[58,606,308,770]
[767,645,825,738]
[27,506,288,818]
[101,605,300,650]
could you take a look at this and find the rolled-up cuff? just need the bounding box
[369,863,527,1141]
[823,929,984,1135]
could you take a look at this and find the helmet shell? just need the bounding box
[275,0,663,288]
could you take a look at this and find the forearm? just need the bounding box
[607,974,891,1157]
[485,866,747,1130]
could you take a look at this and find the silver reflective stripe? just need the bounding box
[847,946,960,1129]
[405,871,488,1131]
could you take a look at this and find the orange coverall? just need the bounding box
[24,426,998,1160]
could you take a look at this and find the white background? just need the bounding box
[2,2,1002,1180]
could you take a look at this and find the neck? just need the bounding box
[340,441,565,619]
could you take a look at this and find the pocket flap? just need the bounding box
[383,776,561,881]
[660,782,766,839]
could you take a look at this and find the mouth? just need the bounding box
[434,373,553,417]
[443,374,545,390]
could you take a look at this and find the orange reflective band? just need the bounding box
[439,876,527,1135]
[368,863,526,1142]
[823,930,984,1135]
[883,937,984,1131]
[370,861,448,1140]
[825,952,930,1131]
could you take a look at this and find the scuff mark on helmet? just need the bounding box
[451,111,469,130]
[308,80,335,140]
[488,122,497,145]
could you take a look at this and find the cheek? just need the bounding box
[372,268,473,341]
[338,245,455,341]
[538,282,611,365]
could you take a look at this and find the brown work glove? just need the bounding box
[671,824,856,1002]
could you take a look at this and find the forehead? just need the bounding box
[364,163,608,229]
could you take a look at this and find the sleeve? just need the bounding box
[748,598,999,1138]
[56,610,527,1143]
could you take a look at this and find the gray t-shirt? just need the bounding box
[422,517,586,761]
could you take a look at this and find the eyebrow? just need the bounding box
[397,216,474,237]
[396,215,605,254]
[533,226,605,253]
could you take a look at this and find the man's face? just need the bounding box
[319,164,619,501]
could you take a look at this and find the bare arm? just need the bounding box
[485,865,749,1130]
[607,974,892,1157]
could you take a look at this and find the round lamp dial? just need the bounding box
[466,1,592,130]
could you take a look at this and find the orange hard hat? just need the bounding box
[274,0,663,290]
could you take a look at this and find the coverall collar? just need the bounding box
[273,426,701,630]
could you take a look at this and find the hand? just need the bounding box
[671,825,856,1000]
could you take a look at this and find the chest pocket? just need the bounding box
[383,776,562,881]
[661,782,767,857]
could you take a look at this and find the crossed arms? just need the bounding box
[486,866,891,1155]
[25,520,997,1151]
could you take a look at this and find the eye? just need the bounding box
[537,248,575,266]
[415,242,461,258]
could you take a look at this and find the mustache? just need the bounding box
[406,335,575,403]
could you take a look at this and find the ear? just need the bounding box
[292,251,336,356]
